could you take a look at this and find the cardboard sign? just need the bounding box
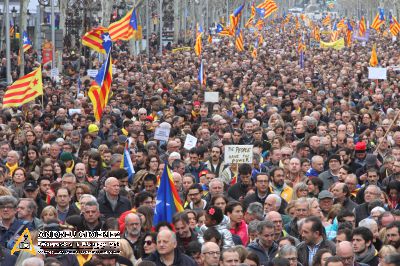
[154,127,170,141]
[204,92,219,103]
[51,68,59,78]
[224,145,253,164]
[184,134,197,150]
[87,69,99,78]
[68,109,81,116]
[368,67,387,80]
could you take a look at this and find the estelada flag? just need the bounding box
[2,66,43,108]
[369,44,378,67]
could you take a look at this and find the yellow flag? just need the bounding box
[369,44,378,67]
[320,38,345,50]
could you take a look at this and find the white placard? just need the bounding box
[68,109,81,116]
[224,145,253,164]
[154,127,170,141]
[87,69,99,78]
[204,92,219,103]
[392,36,397,42]
[184,134,198,150]
[51,68,59,78]
[368,67,387,80]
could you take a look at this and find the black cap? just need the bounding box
[24,180,38,191]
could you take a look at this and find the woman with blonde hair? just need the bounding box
[120,238,135,265]
[0,186,12,196]
[378,245,397,265]
[291,182,308,201]
[41,206,58,224]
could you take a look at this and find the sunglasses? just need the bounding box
[144,240,154,246]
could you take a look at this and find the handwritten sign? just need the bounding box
[154,127,170,141]
[368,67,387,80]
[87,69,99,78]
[51,68,59,78]
[184,134,197,150]
[204,92,219,103]
[224,145,253,164]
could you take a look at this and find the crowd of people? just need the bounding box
[0,13,399,266]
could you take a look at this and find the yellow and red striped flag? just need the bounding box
[82,27,111,54]
[337,19,346,30]
[2,66,43,108]
[369,44,378,67]
[359,16,366,36]
[194,33,202,57]
[88,51,113,121]
[257,0,278,19]
[322,15,331,26]
[245,4,256,28]
[108,8,138,41]
[235,29,244,52]
[313,26,321,41]
[371,9,385,31]
[390,15,400,36]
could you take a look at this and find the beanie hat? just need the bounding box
[88,124,99,133]
[60,152,73,162]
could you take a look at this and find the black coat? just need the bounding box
[97,193,132,219]
[355,202,370,225]
[144,249,197,266]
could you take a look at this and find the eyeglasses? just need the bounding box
[203,251,220,256]
[340,256,354,262]
[144,240,154,246]
[0,205,16,210]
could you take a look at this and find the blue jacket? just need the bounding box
[0,219,34,249]
[247,239,279,266]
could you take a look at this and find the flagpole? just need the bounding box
[5,0,11,84]
[146,0,150,58]
[159,0,163,55]
[51,0,55,69]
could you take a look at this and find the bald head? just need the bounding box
[158,229,177,243]
[201,241,220,254]
[336,241,354,259]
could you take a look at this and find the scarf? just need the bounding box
[121,128,129,136]
[355,244,377,264]
[6,162,18,176]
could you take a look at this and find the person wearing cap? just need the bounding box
[60,151,75,174]
[354,142,368,167]
[318,190,334,217]
[87,124,102,148]
[318,154,341,190]
[191,101,201,121]
[23,180,47,216]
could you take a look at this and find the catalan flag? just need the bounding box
[370,44,378,67]
[208,34,212,44]
[371,8,385,31]
[2,66,43,108]
[330,22,339,42]
[295,17,300,30]
[346,20,353,46]
[297,41,306,53]
[194,33,202,57]
[257,0,278,19]
[153,164,184,226]
[120,140,135,183]
[322,15,331,26]
[389,15,400,36]
[256,20,264,30]
[245,4,256,28]
[216,23,232,37]
[313,26,321,41]
[22,31,32,52]
[337,19,346,30]
[9,20,14,37]
[198,60,206,86]
[230,4,244,30]
[235,29,245,52]
[82,27,112,54]
[359,16,366,37]
[252,40,258,59]
[88,50,113,121]
[108,8,138,41]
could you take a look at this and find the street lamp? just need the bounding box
[11,6,17,48]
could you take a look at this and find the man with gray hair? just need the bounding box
[201,241,220,266]
[355,185,382,225]
[144,230,196,266]
[97,177,131,219]
[21,257,44,266]
[17,198,42,230]
[123,213,143,259]
[0,195,34,249]
[245,202,264,224]
[247,220,279,266]
[359,218,381,250]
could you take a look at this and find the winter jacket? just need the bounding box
[97,192,132,219]
[230,219,249,245]
[198,215,235,249]
[247,239,279,266]
[144,248,197,266]
[355,245,379,266]
[296,239,336,266]
[284,218,301,240]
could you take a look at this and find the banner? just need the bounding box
[320,38,345,50]
[224,145,253,164]
[42,41,53,65]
